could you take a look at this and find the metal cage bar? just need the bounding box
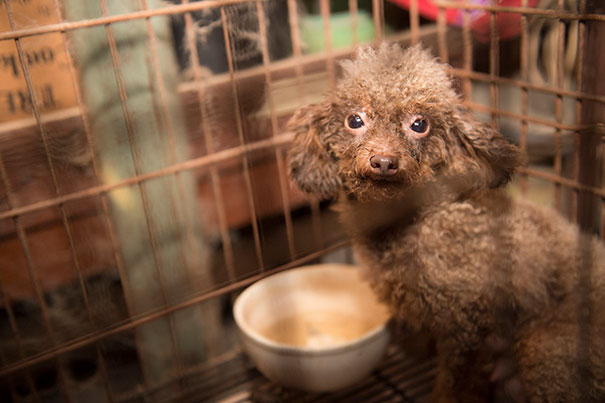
[461,8,472,100]
[0,71,602,223]
[181,0,238,283]
[97,0,184,389]
[552,0,566,210]
[571,4,586,225]
[220,6,265,270]
[349,0,359,45]
[0,220,40,401]
[409,0,420,45]
[286,0,324,250]
[372,0,385,43]
[255,0,297,261]
[320,0,336,88]
[0,0,260,41]
[433,1,605,21]
[140,0,202,299]
[437,6,448,62]
[3,2,77,400]
[488,1,500,130]
[48,0,118,398]
[0,0,602,43]
[519,0,529,197]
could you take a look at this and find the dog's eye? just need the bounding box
[410,119,428,134]
[347,114,365,129]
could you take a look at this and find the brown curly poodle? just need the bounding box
[287,43,605,402]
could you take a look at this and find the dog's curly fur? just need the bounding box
[287,43,605,402]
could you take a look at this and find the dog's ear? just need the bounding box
[451,117,524,188]
[287,102,342,199]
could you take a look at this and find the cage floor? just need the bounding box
[124,346,436,403]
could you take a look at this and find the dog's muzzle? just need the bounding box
[369,154,399,177]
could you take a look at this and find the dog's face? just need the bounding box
[287,44,522,201]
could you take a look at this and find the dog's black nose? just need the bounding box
[370,155,398,176]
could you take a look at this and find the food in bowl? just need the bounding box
[233,263,391,392]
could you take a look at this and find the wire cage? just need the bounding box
[0,0,603,401]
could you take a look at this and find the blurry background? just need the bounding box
[0,0,603,401]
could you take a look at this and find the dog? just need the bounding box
[286,43,605,402]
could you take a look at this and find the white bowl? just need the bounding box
[233,263,391,392]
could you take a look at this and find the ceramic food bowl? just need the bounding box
[233,263,391,392]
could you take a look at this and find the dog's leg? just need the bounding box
[431,340,492,403]
[515,320,594,402]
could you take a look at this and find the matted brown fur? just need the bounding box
[287,43,605,402]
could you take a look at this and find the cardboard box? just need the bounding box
[0,0,77,123]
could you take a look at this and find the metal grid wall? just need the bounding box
[0,0,603,401]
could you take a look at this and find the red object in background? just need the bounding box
[389,0,540,42]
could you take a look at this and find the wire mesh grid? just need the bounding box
[0,0,603,401]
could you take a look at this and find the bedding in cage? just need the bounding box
[0,0,603,401]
